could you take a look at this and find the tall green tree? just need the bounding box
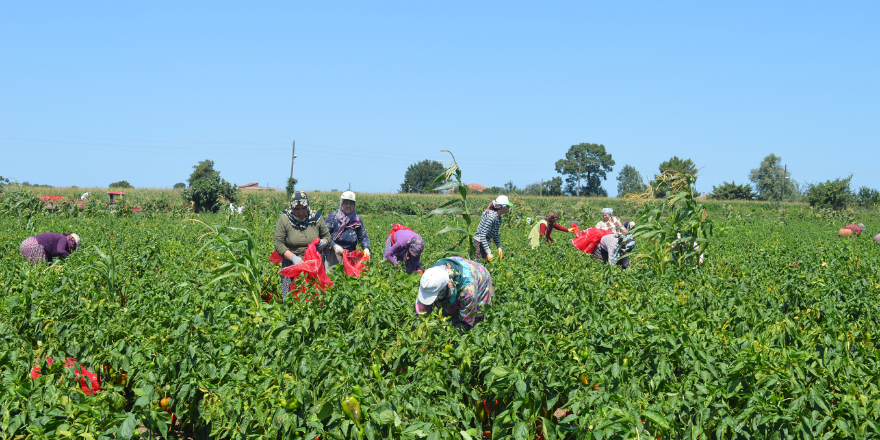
[543,177,563,196]
[651,156,697,198]
[188,160,217,187]
[805,176,852,210]
[711,181,756,200]
[400,160,445,193]
[109,180,133,188]
[748,154,799,202]
[554,143,614,197]
[856,186,880,208]
[616,165,647,197]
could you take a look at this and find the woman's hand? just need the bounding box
[363,248,371,259]
[316,239,329,251]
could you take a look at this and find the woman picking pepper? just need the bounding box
[527,211,573,248]
[273,191,331,300]
[416,256,494,331]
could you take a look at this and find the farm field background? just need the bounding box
[1,188,879,439]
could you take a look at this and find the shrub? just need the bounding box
[711,181,756,200]
[109,181,133,189]
[173,182,186,189]
[805,176,853,210]
[182,174,239,213]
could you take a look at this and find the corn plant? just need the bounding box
[79,245,125,307]
[426,150,476,258]
[186,219,264,310]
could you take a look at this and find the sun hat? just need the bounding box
[601,208,613,215]
[70,233,81,248]
[418,266,449,305]
[494,195,514,207]
[341,191,356,202]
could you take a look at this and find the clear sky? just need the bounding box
[2,2,878,196]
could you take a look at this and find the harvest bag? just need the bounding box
[572,227,614,254]
[278,238,334,301]
[341,250,369,277]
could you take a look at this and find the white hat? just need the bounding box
[417,266,449,305]
[494,195,513,206]
[70,233,81,248]
[341,191,356,202]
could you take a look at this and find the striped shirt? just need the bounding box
[474,209,502,250]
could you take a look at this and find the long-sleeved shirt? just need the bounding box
[274,214,331,258]
[324,210,370,251]
[414,257,494,326]
[34,233,73,263]
[595,216,625,233]
[385,230,421,266]
[474,210,502,251]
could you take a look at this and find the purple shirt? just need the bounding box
[34,233,72,262]
[385,230,423,273]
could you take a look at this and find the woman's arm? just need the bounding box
[553,222,570,232]
[356,221,371,250]
[385,237,406,265]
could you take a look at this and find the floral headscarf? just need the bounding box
[601,208,613,215]
[332,199,363,241]
[284,191,321,230]
[404,236,425,274]
[545,212,559,224]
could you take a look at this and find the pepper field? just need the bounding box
[1,188,879,440]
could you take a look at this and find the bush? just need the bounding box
[109,181,133,189]
[173,182,186,189]
[856,186,880,208]
[711,181,756,200]
[286,177,298,199]
[182,174,239,213]
[805,176,853,210]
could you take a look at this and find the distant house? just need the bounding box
[238,183,278,191]
[466,183,488,193]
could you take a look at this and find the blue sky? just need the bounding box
[2,2,877,196]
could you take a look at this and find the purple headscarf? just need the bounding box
[333,199,363,241]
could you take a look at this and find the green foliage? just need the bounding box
[749,153,799,202]
[108,180,133,189]
[187,159,217,187]
[182,172,239,213]
[856,186,880,208]
[616,165,647,197]
[554,143,614,197]
[652,157,696,198]
[427,151,476,258]
[805,175,853,210]
[543,176,563,196]
[400,160,445,193]
[0,175,9,184]
[711,181,756,200]
[286,177,298,199]
[173,182,186,189]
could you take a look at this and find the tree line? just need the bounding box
[399,146,880,210]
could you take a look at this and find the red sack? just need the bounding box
[569,223,581,236]
[29,357,101,395]
[387,224,414,245]
[572,228,614,254]
[342,250,369,277]
[278,238,333,301]
[269,250,283,264]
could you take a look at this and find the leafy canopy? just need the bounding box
[711,181,756,200]
[182,160,238,213]
[652,157,696,198]
[749,154,799,202]
[173,182,186,189]
[401,160,446,193]
[856,186,880,208]
[616,165,647,197]
[188,159,217,187]
[805,175,853,210]
[553,143,614,197]
[286,177,298,199]
[109,180,133,189]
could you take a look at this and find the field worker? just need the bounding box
[274,191,331,299]
[323,191,371,269]
[20,232,81,265]
[473,195,513,261]
[841,223,865,237]
[416,256,494,331]
[384,224,425,274]
[595,208,627,233]
[592,233,635,269]
[528,212,573,248]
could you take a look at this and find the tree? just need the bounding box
[188,159,217,187]
[543,177,563,196]
[182,160,238,213]
[0,175,9,184]
[748,154,799,202]
[522,182,543,195]
[616,165,647,197]
[804,176,853,210]
[503,180,518,192]
[400,160,446,193]
[553,143,615,197]
[173,182,186,189]
[856,186,880,208]
[109,180,133,188]
[286,177,298,198]
[711,181,756,200]
[652,157,697,198]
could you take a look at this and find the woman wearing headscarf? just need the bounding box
[472,195,513,261]
[416,256,494,331]
[323,191,371,268]
[528,211,572,248]
[595,208,627,233]
[592,233,636,269]
[274,191,331,299]
[384,224,425,274]
[20,232,81,265]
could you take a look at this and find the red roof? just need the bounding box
[41,195,65,200]
[466,183,488,192]
[107,191,127,195]
[239,183,259,188]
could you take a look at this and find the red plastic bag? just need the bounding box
[387,224,414,245]
[572,228,614,254]
[29,357,101,395]
[569,222,581,236]
[269,250,283,264]
[342,250,369,277]
[278,238,333,301]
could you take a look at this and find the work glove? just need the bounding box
[333,244,344,256]
[487,252,494,262]
[287,254,303,265]
[316,239,329,251]
[497,247,503,260]
[363,248,371,259]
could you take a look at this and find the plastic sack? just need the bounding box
[387,224,414,245]
[278,238,334,301]
[572,228,614,254]
[30,357,101,395]
[269,250,283,264]
[342,250,369,277]
[569,223,581,236]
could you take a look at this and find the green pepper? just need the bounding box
[371,364,382,382]
[341,396,362,427]
[352,385,363,398]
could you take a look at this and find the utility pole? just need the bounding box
[781,164,787,208]
[577,158,581,202]
[540,179,543,197]
[289,141,296,179]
